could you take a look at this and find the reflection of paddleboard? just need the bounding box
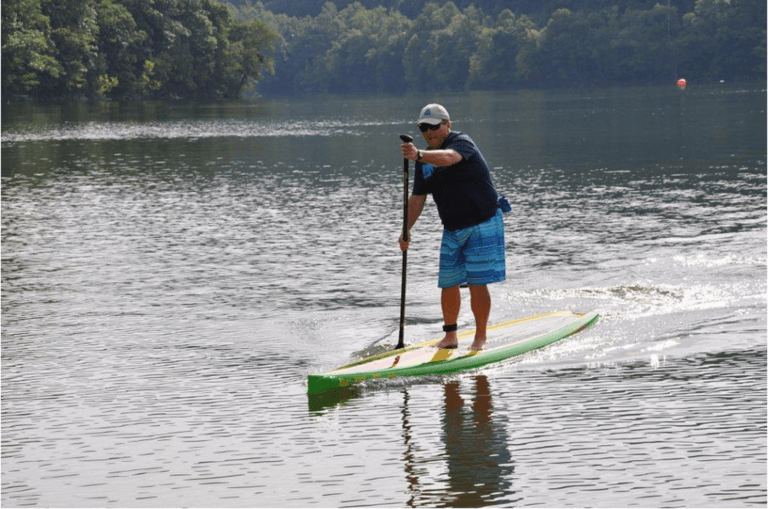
[307,310,599,395]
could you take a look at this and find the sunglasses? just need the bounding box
[418,122,445,133]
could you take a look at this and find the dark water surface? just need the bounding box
[2,84,766,507]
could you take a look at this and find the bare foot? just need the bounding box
[436,334,458,349]
[470,336,486,351]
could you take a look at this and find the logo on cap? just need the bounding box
[424,109,432,117]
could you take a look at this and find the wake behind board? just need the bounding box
[307,310,598,395]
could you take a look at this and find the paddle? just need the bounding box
[396,134,413,350]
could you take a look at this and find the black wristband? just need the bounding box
[442,324,458,332]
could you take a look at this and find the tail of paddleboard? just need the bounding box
[307,310,599,395]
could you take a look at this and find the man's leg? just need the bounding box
[468,284,491,351]
[436,285,461,349]
[463,210,505,351]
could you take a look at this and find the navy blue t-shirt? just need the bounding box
[412,131,499,231]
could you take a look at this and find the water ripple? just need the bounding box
[1,118,398,143]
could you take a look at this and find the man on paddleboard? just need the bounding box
[399,104,506,351]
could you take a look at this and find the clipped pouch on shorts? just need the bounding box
[497,195,511,214]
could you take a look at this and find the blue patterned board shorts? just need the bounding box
[438,209,506,288]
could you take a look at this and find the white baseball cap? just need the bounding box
[417,104,450,126]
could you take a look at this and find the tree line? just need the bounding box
[238,0,702,23]
[2,0,277,101]
[235,0,766,95]
[2,0,765,102]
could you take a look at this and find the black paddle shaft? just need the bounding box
[396,134,413,350]
[399,134,413,244]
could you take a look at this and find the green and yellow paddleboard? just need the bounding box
[307,310,599,395]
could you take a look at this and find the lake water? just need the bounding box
[2,84,766,507]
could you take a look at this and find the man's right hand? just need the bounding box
[400,142,418,161]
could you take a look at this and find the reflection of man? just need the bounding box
[442,376,514,505]
[399,104,506,351]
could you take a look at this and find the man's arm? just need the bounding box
[399,194,426,251]
[401,142,462,167]
[418,149,462,167]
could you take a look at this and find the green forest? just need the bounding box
[2,0,277,101]
[2,0,765,102]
